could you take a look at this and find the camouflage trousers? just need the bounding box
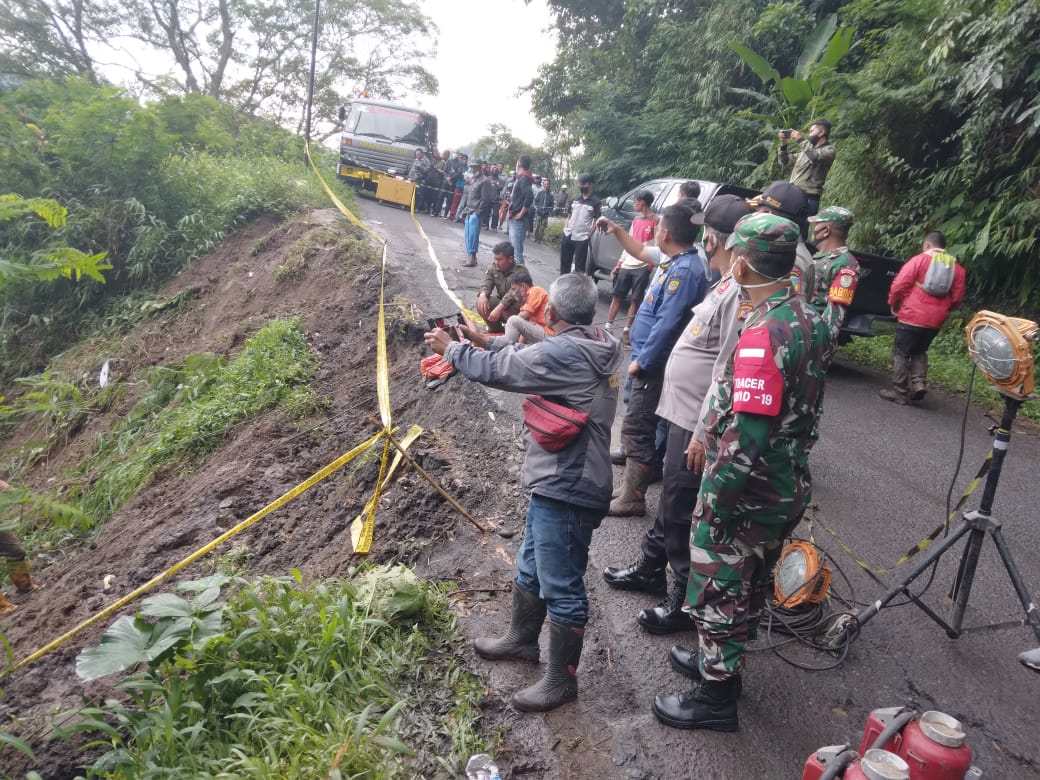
[686,510,801,681]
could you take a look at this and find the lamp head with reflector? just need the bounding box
[773,540,832,608]
[964,311,1038,399]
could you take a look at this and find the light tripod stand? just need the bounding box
[829,391,1040,648]
[828,310,1040,651]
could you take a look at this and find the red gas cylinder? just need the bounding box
[845,749,911,780]
[896,710,974,780]
[802,745,856,780]
[859,707,909,754]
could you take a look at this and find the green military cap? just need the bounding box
[725,212,800,255]
[807,206,854,231]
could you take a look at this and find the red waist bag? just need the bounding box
[522,395,589,452]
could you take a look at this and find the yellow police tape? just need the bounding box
[808,451,992,577]
[3,148,486,676]
[350,424,423,552]
[406,176,485,327]
[3,431,387,677]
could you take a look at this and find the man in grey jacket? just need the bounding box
[425,274,623,712]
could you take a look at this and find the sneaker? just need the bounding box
[604,322,613,331]
[621,327,631,347]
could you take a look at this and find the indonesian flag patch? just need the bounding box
[732,327,783,416]
[827,267,857,305]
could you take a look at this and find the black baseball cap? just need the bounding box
[746,181,808,220]
[691,194,753,233]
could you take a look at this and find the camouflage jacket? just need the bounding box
[809,246,860,352]
[698,287,829,526]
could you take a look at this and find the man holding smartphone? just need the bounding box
[595,204,709,518]
[778,120,835,216]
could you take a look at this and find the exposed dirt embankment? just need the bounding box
[0,209,529,777]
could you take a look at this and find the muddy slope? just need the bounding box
[0,209,529,777]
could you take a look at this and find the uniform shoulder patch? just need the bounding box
[789,268,803,296]
[731,327,783,416]
[827,267,858,305]
[716,279,731,295]
[667,278,681,293]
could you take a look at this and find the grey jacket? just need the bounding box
[445,325,623,512]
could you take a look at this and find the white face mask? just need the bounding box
[733,258,789,289]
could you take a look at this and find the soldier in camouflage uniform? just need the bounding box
[651,213,830,733]
[806,206,859,356]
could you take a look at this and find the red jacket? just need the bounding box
[888,250,966,329]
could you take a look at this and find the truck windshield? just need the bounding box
[346,103,428,145]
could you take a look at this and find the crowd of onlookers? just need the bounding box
[406,149,568,237]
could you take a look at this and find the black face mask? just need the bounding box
[580,185,590,194]
[808,134,821,145]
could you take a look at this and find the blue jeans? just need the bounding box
[515,494,603,625]
[464,212,480,255]
[508,218,527,264]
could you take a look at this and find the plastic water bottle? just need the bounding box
[465,753,501,780]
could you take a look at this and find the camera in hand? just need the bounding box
[781,129,791,139]
[427,312,464,341]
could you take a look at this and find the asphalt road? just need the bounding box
[361,198,1040,779]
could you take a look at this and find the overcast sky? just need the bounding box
[405,0,558,149]
[95,0,557,150]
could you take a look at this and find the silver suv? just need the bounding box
[588,178,757,279]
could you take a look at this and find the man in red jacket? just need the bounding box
[880,231,966,404]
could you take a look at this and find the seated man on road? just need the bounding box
[503,267,554,344]
[475,241,522,333]
[425,274,623,713]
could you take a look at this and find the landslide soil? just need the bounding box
[0,209,549,778]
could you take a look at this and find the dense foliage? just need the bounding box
[531,0,1040,312]
[60,571,487,778]
[0,79,348,382]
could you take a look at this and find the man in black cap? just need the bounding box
[746,181,815,300]
[461,160,497,267]
[603,196,754,632]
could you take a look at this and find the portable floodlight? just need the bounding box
[774,541,832,607]
[965,311,1038,399]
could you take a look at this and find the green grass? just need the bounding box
[54,570,490,779]
[3,318,318,557]
[839,314,1040,423]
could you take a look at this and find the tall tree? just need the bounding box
[0,0,438,131]
[0,0,117,83]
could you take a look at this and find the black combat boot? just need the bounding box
[511,621,584,712]
[668,645,744,696]
[652,677,740,731]
[637,580,697,634]
[474,584,546,663]
[603,555,666,594]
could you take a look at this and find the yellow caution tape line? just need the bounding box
[407,187,486,327]
[814,452,992,577]
[2,432,386,678]
[351,424,423,553]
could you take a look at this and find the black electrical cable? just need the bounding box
[881,362,978,608]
